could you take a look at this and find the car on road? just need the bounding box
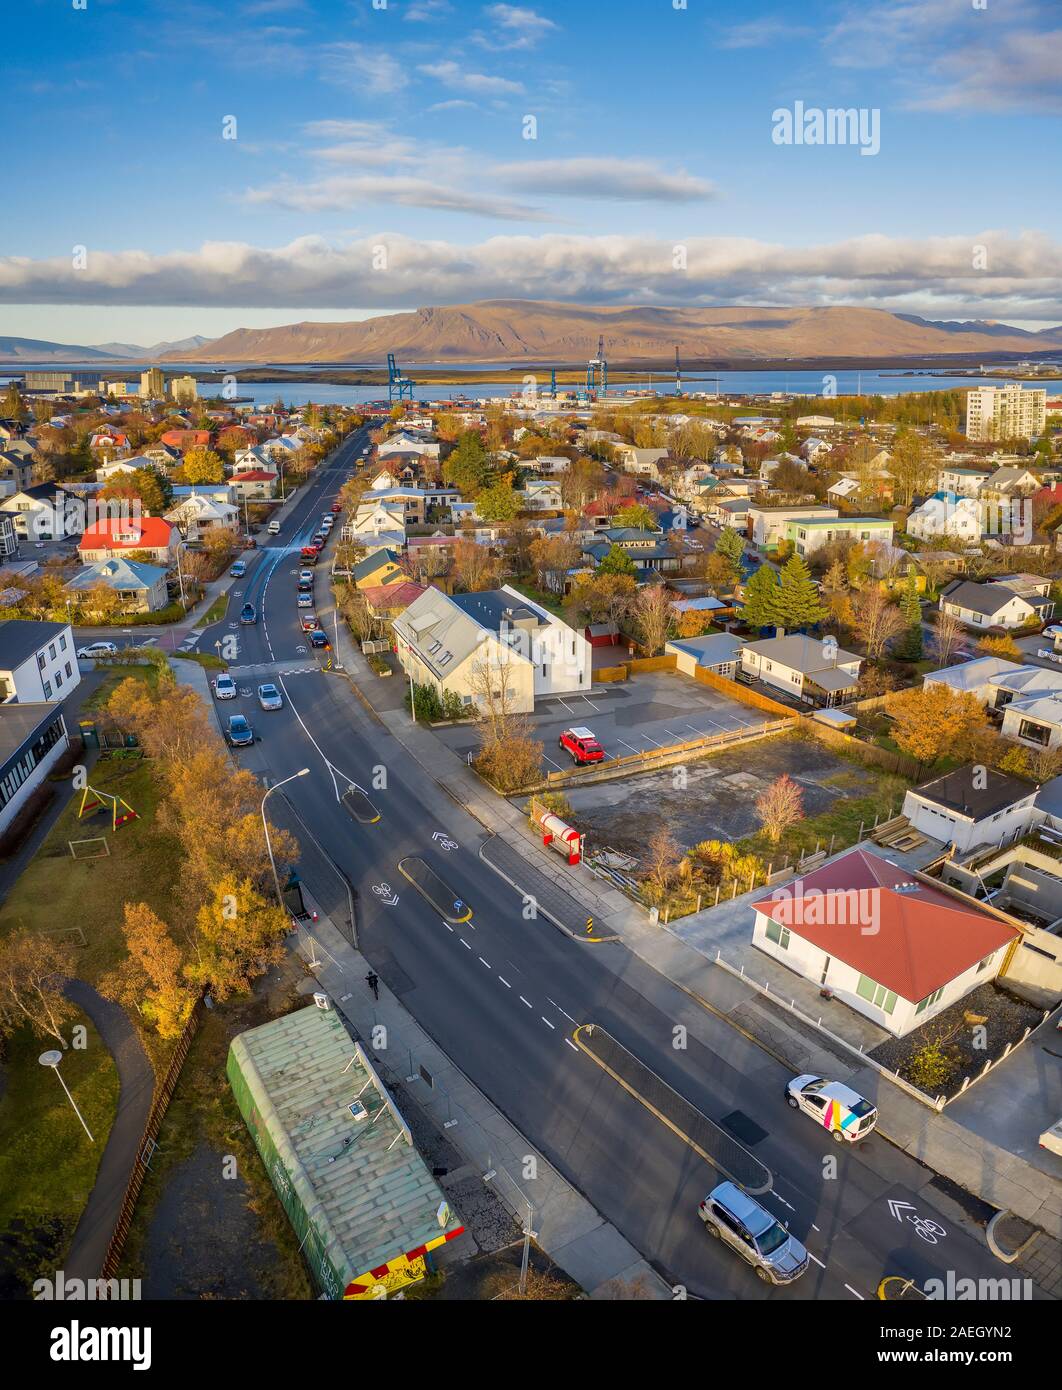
[76,640,118,660]
[308,629,330,648]
[300,546,319,562]
[297,592,313,608]
[267,519,281,535]
[559,727,605,764]
[331,500,342,513]
[699,1182,809,1286]
[240,602,257,624]
[213,674,237,700]
[785,1075,878,1143]
[298,569,314,584]
[257,683,283,710]
[230,560,246,577]
[225,714,255,747]
[312,532,325,546]
[1042,624,1062,640]
[300,614,318,631]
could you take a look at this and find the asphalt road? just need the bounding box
[186,427,1046,1301]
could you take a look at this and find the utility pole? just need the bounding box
[261,769,310,904]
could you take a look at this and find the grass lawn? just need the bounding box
[196,595,229,627]
[508,579,571,623]
[0,756,180,1064]
[173,650,226,671]
[0,1011,119,1294]
[81,664,162,712]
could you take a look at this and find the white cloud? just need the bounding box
[320,43,408,95]
[404,0,453,19]
[243,175,547,220]
[719,17,813,49]
[418,60,523,95]
[493,157,717,202]
[476,4,558,50]
[3,231,1060,322]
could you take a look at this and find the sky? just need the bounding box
[2,0,1060,346]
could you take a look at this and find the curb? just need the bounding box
[986,1210,1038,1264]
[478,839,618,943]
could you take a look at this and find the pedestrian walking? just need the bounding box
[366,971,379,1001]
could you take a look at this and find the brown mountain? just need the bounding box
[163,301,1062,364]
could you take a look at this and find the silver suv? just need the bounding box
[699,1181,809,1286]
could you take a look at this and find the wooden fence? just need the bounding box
[691,666,797,718]
[800,715,922,778]
[100,995,205,1279]
[545,717,795,788]
[592,665,628,684]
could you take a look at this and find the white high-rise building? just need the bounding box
[965,385,1047,442]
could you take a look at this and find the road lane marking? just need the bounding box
[445,923,454,932]
[478,956,491,968]
[617,738,640,754]
[566,1039,579,1052]
[547,998,577,1024]
[807,1253,825,1269]
[498,976,511,988]
[542,755,563,771]
[519,995,533,1009]
[460,939,472,950]
[845,1285,865,1300]
[541,1017,555,1029]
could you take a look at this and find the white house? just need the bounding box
[1001,695,1062,752]
[0,703,71,835]
[906,492,983,543]
[939,578,1052,631]
[393,584,590,713]
[530,455,571,475]
[740,634,862,707]
[922,655,1029,706]
[902,766,1040,854]
[751,846,1020,1038]
[613,445,669,478]
[165,492,239,540]
[937,466,990,497]
[0,484,81,541]
[520,480,563,512]
[748,504,838,550]
[0,620,80,704]
[351,501,407,539]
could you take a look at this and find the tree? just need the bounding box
[103,903,195,1039]
[897,571,923,661]
[0,931,78,1046]
[180,447,224,484]
[529,534,579,594]
[442,431,491,495]
[453,538,500,593]
[632,585,674,655]
[929,609,964,666]
[978,632,1022,660]
[566,572,636,627]
[885,685,990,764]
[774,554,827,631]
[715,526,745,571]
[597,544,636,577]
[186,876,287,1001]
[755,774,805,843]
[888,429,934,507]
[613,503,656,531]
[640,827,684,905]
[741,563,782,631]
[476,481,521,522]
[852,586,905,660]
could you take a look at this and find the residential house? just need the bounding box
[923,655,1029,706]
[89,430,130,456]
[158,429,211,452]
[0,514,16,561]
[826,478,860,506]
[140,443,181,470]
[666,632,744,677]
[78,516,179,565]
[65,557,170,614]
[939,578,1052,631]
[229,471,278,501]
[980,466,1040,499]
[1001,695,1062,752]
[0,451,35,496]
[393,584,590,712]
[0,703,71,836]
[785,515,894,558]
[0,620,80,703]
[531,455,572,475]
[800,437,831,464]
[906,492,983,543]
[751,846,1020,1038]
[613,445,669,478]
[165,493,239,540]
[520,480,563,512]
[232,446,280,477]
[937,465,990,498]
[377,432,441,462]
[360,581,429,624]
[352,550,406,591]
[748,504,838,551]
[902,766,1040,854]
[740,634,862,707]
[0,483,80,541]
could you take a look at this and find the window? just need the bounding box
[915,986,944,1014]
[48,643,56,660]
[764,918,790,950]
[55,672,63,689]
[856,974,897,1014]
[59,635,67,652]
[1018,719,1051,747]
[976,953,994,973]
[37,652,46,672]
[65,663,72,678]
[42,680,52,699]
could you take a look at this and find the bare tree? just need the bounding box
[633,585,674,656]
[755,774,805,843]
[929,609,964,667]
[0,931,78,1046]
[852,587,905,660]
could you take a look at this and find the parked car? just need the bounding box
[76,640,118,660]
[240,602,257,624]
[213,674,238,700]
[559,727,605,764]
[230,560,246,577]
[699,1182,809,1286]
[301,614,318,631]
[312,532,325,546]
[226,714,255,747]
[267,519,281,535]
[331,500,343,513]
[300,546,319,563]
[297,592,313,608]
[257,683,283,711]
[299,569,314,583]
[308,629,330,649]
[785,1075,878,1143]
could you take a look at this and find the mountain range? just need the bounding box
[2,307,1061,366]
[159,303,1062,364]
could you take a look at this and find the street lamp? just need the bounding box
[261,769,310,905]
[39,1050,94,1144]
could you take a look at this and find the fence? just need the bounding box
[591,665,627,684]
[800,715,922,779]
[691,666,796,718]
[100,995,204,1279]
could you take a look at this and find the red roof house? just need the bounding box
[159,429,211,451]
[751,846,1018,1037]
[79,516,178,564]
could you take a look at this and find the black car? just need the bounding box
[240,602,257,624]
[308,629,330,648]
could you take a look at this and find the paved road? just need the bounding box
[189,427,1051,1301]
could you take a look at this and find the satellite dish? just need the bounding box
[39,1050,63,1068]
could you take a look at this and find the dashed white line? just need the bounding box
[478,956,491,968]
[565,1038,579,1052]
[445,923,454,932]
[541,1016,555,1029]
[519,995,533,1009]
[845,1284,865,1300]
[807,1253,825,1270]
[498,975,511,988]
[460,939,472,951]
[547,998,577,1024]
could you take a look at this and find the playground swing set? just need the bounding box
[77,783,139,832]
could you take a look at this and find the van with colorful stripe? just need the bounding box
[785,1075,878,1143]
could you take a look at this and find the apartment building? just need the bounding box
[965,385,1047,442]
[0,620,80,704]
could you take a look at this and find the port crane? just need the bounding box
[387,353,416,403]
[586,335,608,399]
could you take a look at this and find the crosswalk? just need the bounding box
[228,660,320,678]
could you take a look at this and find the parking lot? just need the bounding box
[431,668,772,773]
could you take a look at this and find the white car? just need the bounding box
[785,1074,878,1143]
[1042,624,1062,639]
[214,674,238,700]
[297,592,313,608]
[77,641,118,659]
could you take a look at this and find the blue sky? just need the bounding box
[2,0,1060,342]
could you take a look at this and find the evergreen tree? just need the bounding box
[715,526,745,569]
[741,563,782,631]
[898,570,923,660]
[773,554,828,631]
[597,544,636,577]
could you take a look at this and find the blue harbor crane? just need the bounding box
[387,353,415,403]
[586,335,608,399]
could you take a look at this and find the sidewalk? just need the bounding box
[326,606,1062,1247]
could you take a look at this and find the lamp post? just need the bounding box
[39,1050,94,1143]
[261,769,310,906]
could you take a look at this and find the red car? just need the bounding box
[331,501,342,513]
[300,546,319,563]
[559,727,605,764]
[301,614,318,632]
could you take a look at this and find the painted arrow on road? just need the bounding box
[372,882,399,906]
[432,832,459,851]
[888,1199,916,1224]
